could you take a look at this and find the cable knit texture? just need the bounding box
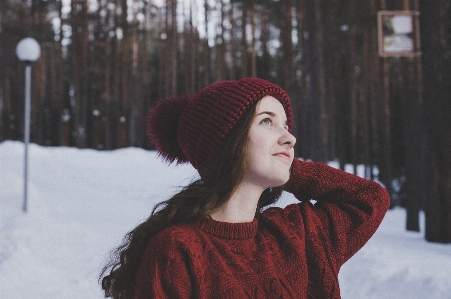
[131,160,390,299]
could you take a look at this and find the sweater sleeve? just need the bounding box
[132,229,194,299]
[284,159,390,268]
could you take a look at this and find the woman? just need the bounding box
[100,78,390,298]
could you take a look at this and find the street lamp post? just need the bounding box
[16,37,41,213]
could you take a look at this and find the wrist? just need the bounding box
[284,159,316,199]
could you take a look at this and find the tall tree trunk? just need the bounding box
[257,4,270,80]
[348,1,358,174]
[118,0,130,148]
[159,0,178,96]
[229,3,237,79]
[129,23,139,146]
[304,0,328,162]
[360,28,371,178]
[53,0,64,147]
[280,0,294,89]
[184,1,195,94]
[240,2,248,78]
[31,0,47,145]
[250,0,257,78]
[215,0,227,81]
[419,0,451,243]
[377,0,394,200]
[368,0,381,180]
[400,1,423,232]
[295,0,310,160]
[70,0,89,148]
[322,1,337,163]
[157,4,166,100]
[103,2,113,150]
[169,0,177,94]
[203,0,211,86]
[50,34,64,146]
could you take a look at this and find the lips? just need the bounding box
[273,151,292,162]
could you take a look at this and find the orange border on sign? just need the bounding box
[378,11,421,57]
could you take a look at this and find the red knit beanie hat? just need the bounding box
[147,78,292,176]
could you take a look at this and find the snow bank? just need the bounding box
[1,141,450,299]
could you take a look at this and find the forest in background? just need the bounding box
[0,0,450,243]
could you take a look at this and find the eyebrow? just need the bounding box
[257,111,288,126]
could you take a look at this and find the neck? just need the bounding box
[209,181,265,223]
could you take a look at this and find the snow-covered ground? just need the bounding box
[1,140,450,299]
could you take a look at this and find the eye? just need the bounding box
[260,118,272,125]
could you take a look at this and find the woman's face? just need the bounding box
[244,96,296,189]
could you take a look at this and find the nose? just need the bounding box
[279,129,296,148]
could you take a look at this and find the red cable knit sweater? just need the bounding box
[131,159,390,298]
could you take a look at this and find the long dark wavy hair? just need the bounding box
[99,100,284,299]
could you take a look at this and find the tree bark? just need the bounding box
[203,0,211,86]
[419,0,451,243]
[295,0,310,160]
[304,0,328,162]
[70,0,89,148]
[377,0,394,201]
[400,1,423,232]
[240,2,248,78]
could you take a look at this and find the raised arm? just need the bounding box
[284,159,390,267]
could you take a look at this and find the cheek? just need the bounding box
[248,131,271,151]
[247,144,262,167]
[246,140,267,172]
[247,136,268,164]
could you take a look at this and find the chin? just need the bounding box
[248,168,290,189]
[276,178,289,187]
[267,173,290,188]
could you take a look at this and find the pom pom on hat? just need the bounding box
[146,95,190,164]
